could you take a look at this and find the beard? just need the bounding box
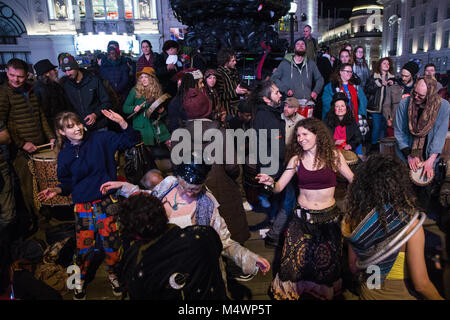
[270,100,282,109]
[295,50,306,57]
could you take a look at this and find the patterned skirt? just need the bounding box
[271,204,343,300]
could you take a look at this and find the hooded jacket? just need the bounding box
[271,53,324,100]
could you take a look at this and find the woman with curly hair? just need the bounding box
[117,192,227,300]
[342,154,443,300]
[123,67,171,153]
[257,117,354,300]
[323,92,363,152]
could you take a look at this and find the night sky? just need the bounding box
[319,0,358,19]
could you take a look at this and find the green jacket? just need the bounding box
[0,83,55,149]
[123,87,170,146]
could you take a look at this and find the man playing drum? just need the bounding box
[394,77,449,194]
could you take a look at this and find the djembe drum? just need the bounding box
[410,166,435,187]
[28,149,73,210]
[380,136,397,158]
[337,149,359,182]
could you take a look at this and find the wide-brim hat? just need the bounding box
[136,67,156,79]
[34,59,57,76]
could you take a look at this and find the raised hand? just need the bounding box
[101,109,127,129]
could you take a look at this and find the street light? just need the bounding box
[289,2,298,50]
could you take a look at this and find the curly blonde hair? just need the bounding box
[135,74,163,100]
[286,117,340,171]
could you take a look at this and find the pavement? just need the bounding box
[32,180,448,301]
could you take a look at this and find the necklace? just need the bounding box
[171,190,187,211]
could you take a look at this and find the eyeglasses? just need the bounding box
[412,90,426,99]
[341,70,353,74]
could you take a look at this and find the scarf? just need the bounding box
[337,83,359,121]
[157,180,214,226]
[347,205,410,283]
[408,96,442,159]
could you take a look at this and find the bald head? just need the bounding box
[413,79,427,104]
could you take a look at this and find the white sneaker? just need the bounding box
[242,201,253,211]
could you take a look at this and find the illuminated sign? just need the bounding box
[74,33,140,54]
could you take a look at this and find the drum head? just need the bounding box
[30,149,57,161]
[339,149,359,165]
[145,93,171,118]
[409,167,435,186]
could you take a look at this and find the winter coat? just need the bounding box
[154,52,178,96]
[353,60,371,90]
[0,83,55,149]
[365,72,396,113]
[61,70,110,131]
[323,118,363,151]
[167,95,187,133]
[123,87,170,146]
[322,81,367,120]
[33,79,73,127]
[136,53,154,72]
[383,79,415,124]
[271,53,324,99]
[57,125,138,204]
[252,103,286,179]
[100,58,130,102]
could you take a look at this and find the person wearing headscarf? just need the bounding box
[100,162,271,295]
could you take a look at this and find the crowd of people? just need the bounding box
[0,25,449,301]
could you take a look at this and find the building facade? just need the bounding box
[0,0,321,69]
[0,0,161,67]
[378,0,450,74]
[277,0,319,47]
[319,1,383,69]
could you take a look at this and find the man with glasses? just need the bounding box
[394,77,449,185]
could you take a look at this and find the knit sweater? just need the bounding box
[0,83,55,149]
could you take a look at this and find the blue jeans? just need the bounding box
[371,112,386,145]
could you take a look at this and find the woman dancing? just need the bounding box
[257,117,353,300]
[37,110,138,300]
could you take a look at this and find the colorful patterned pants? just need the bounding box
[74,195,121,280]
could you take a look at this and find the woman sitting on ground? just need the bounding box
[257,117,354,300]
[342,153,443,300]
